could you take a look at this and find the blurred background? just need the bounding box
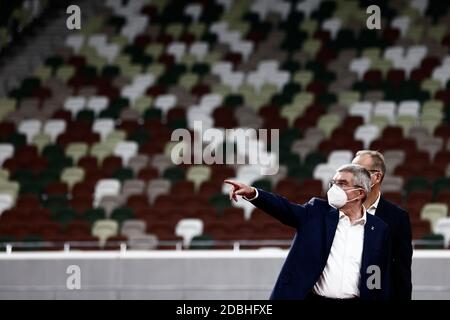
[0,0,450,299]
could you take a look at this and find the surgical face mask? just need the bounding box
[327,184,362,209]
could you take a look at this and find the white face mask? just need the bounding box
[327,184,362,209]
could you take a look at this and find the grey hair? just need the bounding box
[337,164,371,201]
[355,150,386,180]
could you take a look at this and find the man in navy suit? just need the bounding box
[225,164,391,300]
[352,150,413,300]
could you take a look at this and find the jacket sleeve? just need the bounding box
[392,210,413,299]
[248,188,312,228]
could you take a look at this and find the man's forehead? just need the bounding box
[352,154,373,167]
[333,171,353,181]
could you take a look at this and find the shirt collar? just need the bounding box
[339,208,367,226]
[367,192,381,215]
[356,210,367,226]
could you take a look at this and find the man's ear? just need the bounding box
[370,172,379,185]
[360,189,366,200]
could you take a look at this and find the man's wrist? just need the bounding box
[243,187,258,201]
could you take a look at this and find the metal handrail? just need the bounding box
[0,239,293,252]
[0,239,446,252]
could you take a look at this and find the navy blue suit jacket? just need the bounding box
[250,189,391,300]
[375,196,412,299]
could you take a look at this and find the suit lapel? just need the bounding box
[361,221,374,269]
[325,207,339,254]
[374,196,387,220]
[360,214,377,294]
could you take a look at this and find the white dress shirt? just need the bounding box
[366,192,381,215]
[313,210,367,299]
[245,188,367,299]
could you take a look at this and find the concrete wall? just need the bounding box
[0,249,449,300]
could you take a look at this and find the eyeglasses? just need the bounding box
[368,170,381,174]
[328,180,363,190]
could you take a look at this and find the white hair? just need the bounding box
[337,164,371,201]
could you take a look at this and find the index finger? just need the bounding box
[224,180,240,188]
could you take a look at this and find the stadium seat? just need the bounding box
[94,179,121,207]
[147,179,171,205]
[61,167,85,190]
[127,233,158,250]
[92,219,119,246]
[421,203,449,232]
[175,218,204,247]
[435,218,450,248]
[113,141,138,166]
[313,163,337,191]
[121,219,146,238]
[327,150,353,168]
[0,194,14,216]
[0,144,14,166]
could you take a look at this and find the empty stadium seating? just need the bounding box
[1,0,450,250]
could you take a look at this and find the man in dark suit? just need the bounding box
[352,150,413,300]
[225,164,391,300]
